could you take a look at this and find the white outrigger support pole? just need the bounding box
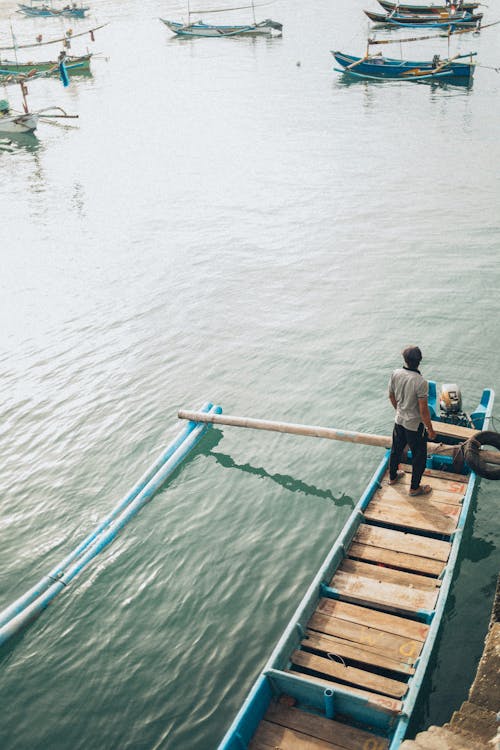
[177,409,500,465]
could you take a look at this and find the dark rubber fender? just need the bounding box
[464,431,500,480]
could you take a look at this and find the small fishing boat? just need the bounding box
[0,53,91,77]
[365,8,483,26]
[214,384,496,749]
[160,0,282,37]
[377,0,479,13]
[160,18,282,36]
[0,100,38,132]
[332,50,475,82]
[17,2,89,18]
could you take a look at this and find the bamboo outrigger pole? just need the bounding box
[177,410,500,465]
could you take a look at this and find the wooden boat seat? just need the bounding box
[250,699,390,749]
[430,420,479,441]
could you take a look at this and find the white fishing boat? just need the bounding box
[0,101,38,132]
[160,0,282,37]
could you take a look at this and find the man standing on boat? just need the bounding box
[388,346,437,496]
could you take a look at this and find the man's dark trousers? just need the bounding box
[389,423,428,491]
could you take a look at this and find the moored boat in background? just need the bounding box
[364,8,483,26]
[377,0,479,13]
[17,2,89,18]
[332,50,476,83]
[0,53,92,77]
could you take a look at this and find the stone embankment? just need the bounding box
[400,576,500,750]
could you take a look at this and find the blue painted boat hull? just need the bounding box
[332,51,475,82]
[217,385,495,750]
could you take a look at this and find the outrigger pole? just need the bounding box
[178,409,500,465]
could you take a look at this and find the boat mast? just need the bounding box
[252,0,256,24]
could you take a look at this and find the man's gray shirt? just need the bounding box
[388,368,428,431]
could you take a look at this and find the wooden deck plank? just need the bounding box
[330,571,439,614]
[339,559,441,590]
[382,470,467,499]
[264,702,389,750]
[400,463,468,482]
[354,524,451,562]
[285,670,403,714]
[303,630,415,675]
[374,486,463,513]
[431,421,478,441]
[317,598,429,641]
[347,541,445,577]
[363,502,458,535]
[307,611,423,664]
[250,719,345,749]
[291,650,409,698]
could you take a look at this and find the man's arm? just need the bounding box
[389,392,398,410]
[418,398,437,440]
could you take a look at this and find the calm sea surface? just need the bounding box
[1,0,499,747]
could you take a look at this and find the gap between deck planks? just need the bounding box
[302,629,415,675]
[307,611,423,665]
[316,599,429,641]
[291,650,409,698]
[285,669,403,714]
[329,571,439,614]
[338,559,441,590]
[259,701,390,750]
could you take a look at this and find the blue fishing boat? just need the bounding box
[365,8,483,27]
[377,0,479,13]
[332,50,476,82]
[17,2,89,18]
[212,384,496,749]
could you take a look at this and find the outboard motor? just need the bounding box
[440,383,462,415]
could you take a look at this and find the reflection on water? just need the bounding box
[0,131,39,152]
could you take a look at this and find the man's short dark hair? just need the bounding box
[402,346,422,369]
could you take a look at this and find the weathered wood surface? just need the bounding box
[317,598,429,641]
[338,559,441,590]
[387,468,468,497]
[430,421,479,441]
[285,669,403,714]
[330,571,439,614]
[307,611,423,664]
[364,499,458,535]
[263,702,389,750]
[374,486,463,513]
[249,718,346,749]
[303,629,416,675]
[291,650,409,698]
[347,541,445,577]
[354,524,451,562]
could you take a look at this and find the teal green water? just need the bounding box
[1,0,499,747]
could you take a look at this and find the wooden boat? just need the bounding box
[332,50,475,82]
[0,106,38,133]
[216,384,495,749]
[160,17,282,37]
[365,8,483,26]
[0,53,91,77]
[160,0,282,37]
[364,10,483,27]
[17,3,89,18]
[377,0,479,13]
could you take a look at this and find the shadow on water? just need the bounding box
[196,429,354,508]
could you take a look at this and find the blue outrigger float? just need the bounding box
[205,384,495,750]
